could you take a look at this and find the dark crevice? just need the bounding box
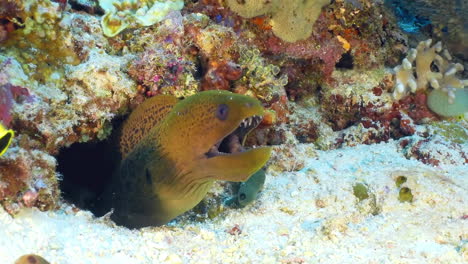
[57,119,124,215]
[335,52,354,69]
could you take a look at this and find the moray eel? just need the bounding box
[238,168,266,207]
[110,90,271,228]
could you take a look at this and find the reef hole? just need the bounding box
[57,121,124,216]
[335,52,354,69]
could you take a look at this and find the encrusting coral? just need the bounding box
[393,39,468,116]
[0,0,81,83]
[226,0,330,42]
[99,0,184,37]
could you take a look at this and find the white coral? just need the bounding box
[393,39,468,103]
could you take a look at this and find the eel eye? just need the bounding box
[239,193,246,201]
[216,104,229,120]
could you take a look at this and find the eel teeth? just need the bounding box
[240,115,262,128]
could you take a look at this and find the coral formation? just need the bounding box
[128,44,199,98]
[0,143,58,215]
[201,60,242,91]
[427,88,468,117]
[0,4,137,213]
[227,0,330,42]
[392,39,468,116]
[235,47,288,104]
[99,0,184,37]
[0,0,81,83]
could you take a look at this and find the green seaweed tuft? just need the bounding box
[395,176,407,188]
[398,187,413,203]
[353,183,369,201]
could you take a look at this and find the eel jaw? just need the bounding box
[205,115,263,158]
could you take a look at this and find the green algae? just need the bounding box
[395,176,407,188]
[353,183,369,201]
[429,121,468,144]
[398,187,413,203]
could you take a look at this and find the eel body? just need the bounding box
[111,90,271,228]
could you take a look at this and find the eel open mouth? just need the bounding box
[205,115,263,158]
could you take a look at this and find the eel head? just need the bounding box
[162,90,271,183]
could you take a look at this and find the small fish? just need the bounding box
[109,90,271,228]
[15,254,50,264]
[0,122,14,157]
[238,168,266,207]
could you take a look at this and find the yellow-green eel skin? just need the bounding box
[111,90,271,228]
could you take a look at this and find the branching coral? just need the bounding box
[99,0,184,37]
[393,39,468,116]
[226,0,330,42]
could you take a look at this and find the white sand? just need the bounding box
[1,139,467,264]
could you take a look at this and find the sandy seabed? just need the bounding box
[0,139,466,264]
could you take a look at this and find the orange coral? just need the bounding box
[201,60,243,91]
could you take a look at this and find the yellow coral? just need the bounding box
[227,0,330,42]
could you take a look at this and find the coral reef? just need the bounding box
[0,1,137,213]
[0,0,464,228]
[235,47,288,104]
